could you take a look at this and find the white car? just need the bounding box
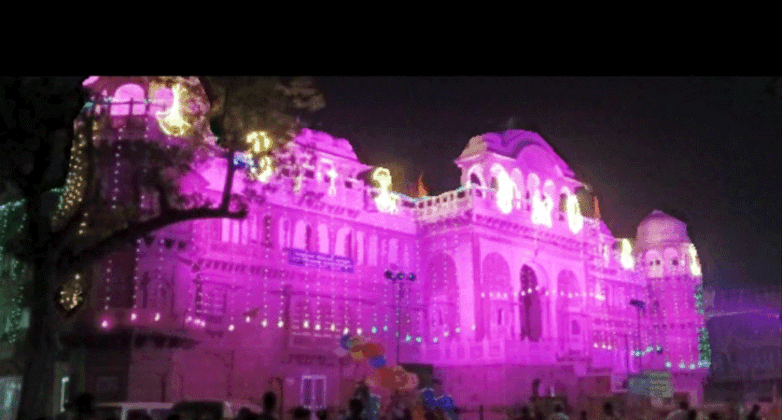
[95,402,173,420]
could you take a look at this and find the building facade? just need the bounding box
[0,77,711,416]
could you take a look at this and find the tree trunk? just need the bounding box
[17,252,60,420]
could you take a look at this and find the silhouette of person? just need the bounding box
[665,402,689,420]
[345,399,365,420]
[316,410,329,420]
[292,407,311,420]
[517,407,533,420]
[548,405,569,420]
[72,393,97,420]
[259,392,278,420]
[746,405,761,420]
[602,402,618,420]
[579,410,587,420]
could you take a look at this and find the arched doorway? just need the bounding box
[520,265,542,342]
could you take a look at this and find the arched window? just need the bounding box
[482,253,511,340]
[557,270,580,350]
[469,168,484,197]
[318,224,329,254]
[355,231,365,265]
[520,265,542,342]
[111,83,146,116]
[368,235,378,266]
[335,228,353,258]
[427,253,459,340]
[279,218,290,250]
[306,225,315,252]
[293,221,314,251]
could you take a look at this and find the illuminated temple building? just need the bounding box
[0,77,712,413]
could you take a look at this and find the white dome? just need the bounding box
[635,210,691,249]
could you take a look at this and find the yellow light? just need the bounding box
[156,83,193,136]
[566,194,584,234]
[530,176,553,227]
[491,164,514,214]
[620,239,634,269]
[372,167,397,213]
[688,244,702,276]
[327,166,338,197]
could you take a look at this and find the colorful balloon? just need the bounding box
[378,367,394,388]
[369,355,387,368]
[340,334,352,350]
[401,373,419,390]
[363,342,385,358]
[350,349,366,361]
[348,336,364,349]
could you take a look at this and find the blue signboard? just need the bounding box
[288,249,354,273]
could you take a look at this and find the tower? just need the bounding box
[635,210,708,403]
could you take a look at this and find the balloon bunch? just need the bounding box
[338,334,387,365]
[420,388,456,414]
[337,334,419,391]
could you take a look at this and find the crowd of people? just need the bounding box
[46,390,768,420]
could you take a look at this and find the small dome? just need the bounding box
[635,210,690,249]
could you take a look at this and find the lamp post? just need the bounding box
[385,269,416,365]
[630,299,646,373]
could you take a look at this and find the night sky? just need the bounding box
[308,77,781,290]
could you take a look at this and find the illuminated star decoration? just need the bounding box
[244,131,275,182]
[620,239,635,269]
[372,167,397,213]
[156,83,192,136]
[566,194,584,234]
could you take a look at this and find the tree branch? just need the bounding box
[50,113,98,250]
[220,149,237,212]
[155,184,170,215]
[63,203,248,275]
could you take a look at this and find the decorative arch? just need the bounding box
[368,235,378,266]
[427,253,460,340]
[483,253,512,338]
[293,220,316,252]
[664,247,680,267]
[279,218,291,250]
[557,270,580,351]
[318,224,329,254]
[467,164,485,197]
[335,227,354,258]
[520,264,543,342]
[467,164,485,187]
[645,249,664,278]
[111,83,146,116]
[355,231,365,265]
